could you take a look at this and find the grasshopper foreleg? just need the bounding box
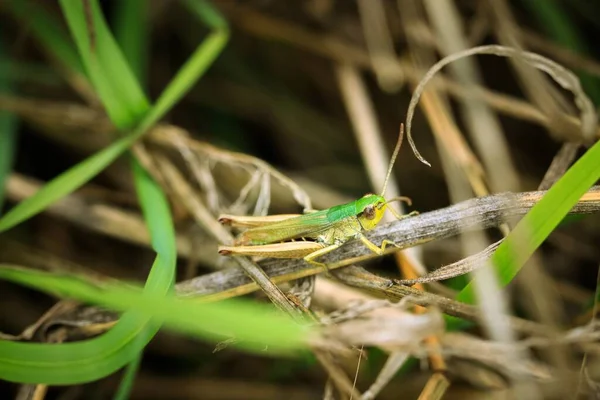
[359,234,401,255]
[358,210,417,254]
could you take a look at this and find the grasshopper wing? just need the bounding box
[218,214,303,228]
[235,210,338,245]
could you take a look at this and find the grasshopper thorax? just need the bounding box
[356,193,387,231]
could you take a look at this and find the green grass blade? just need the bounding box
[0,259,162,384]
[0,41,18,212]
[0,130,138,233]
[113,0,149,84]
[113,353,142,400]
[457,138,600,301]
[0,322,160,384]
[445,137,600,329]
[4,0,85,77]
[59,0,150,128]
[110,2,227,391]
[181,0,228,29]
[0,163,175,384]
[0,265,308,359]
[0,0,228,235]
[143,3,228,130]
[119,159,177,393]
[112,2,167,391]
[59,0,229,131]
[144,32,228,130]
[0,0,231,386]
[62,1,176,392]
[0,161,170,384]
[0,162,176,384]
[130,158,177,291]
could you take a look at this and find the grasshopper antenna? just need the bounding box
[385,196,412,207]
[380,123,405,197]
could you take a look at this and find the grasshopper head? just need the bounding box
[356,194,387,231]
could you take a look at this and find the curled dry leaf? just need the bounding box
[229,169,264,215]
[253,172,271,216]
[172,131,222,214]
[405,44,598,167]
[149,124,313,213]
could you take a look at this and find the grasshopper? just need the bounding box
[218,124,417,269]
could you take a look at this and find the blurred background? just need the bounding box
[1,0,600,399]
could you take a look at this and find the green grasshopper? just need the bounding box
[218,124,417,269]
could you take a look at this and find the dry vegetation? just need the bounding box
[1,0,600,399]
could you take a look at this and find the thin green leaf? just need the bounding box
[120,158,177,391]
[0,130,138,233]
[142,12,228,129]
[59,0,150,128]
[130,158,177,292]
[0,258,162,384]
[181,0,229,29]
[0,0,228,233]
[0,265,309,360]
[64,1,176,390]
[4,0,85,76]
[458,138,600,302]
[0,1,231,386]
[111,1,169,389]
[0,162,176,383]
[113,353,142,400]
[110,2,228,389]
[0,165,175,385]
[445,137,600,329]
[113,0,149,83]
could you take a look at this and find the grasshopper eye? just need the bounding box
[363,205,376,220]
